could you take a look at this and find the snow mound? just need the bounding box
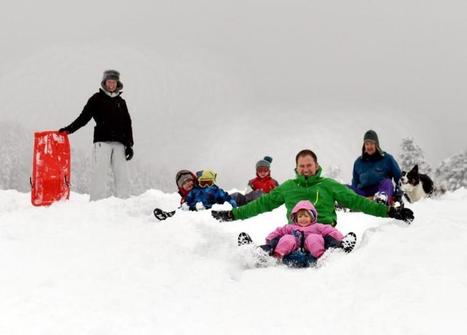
[1,189,466,334]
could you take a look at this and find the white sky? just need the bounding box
[1,0,466,189]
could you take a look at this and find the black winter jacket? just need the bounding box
[63,89,134,147]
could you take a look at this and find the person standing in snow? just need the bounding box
[350,130,402,205]
[212,149,414,224]
[59,70,134,201]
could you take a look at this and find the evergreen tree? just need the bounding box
[0,121,32,192]
[435,150,467,191]
[70,148,92,193]
[399,137,432,174]
[0,120,171,195]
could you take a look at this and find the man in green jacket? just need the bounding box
[212,149,414,225]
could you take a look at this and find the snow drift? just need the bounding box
[1,188,466,334]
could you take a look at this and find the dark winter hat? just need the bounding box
[101,69,123,91]
[362,130,383,154]
[363,130,379,143]
[175,170,195,189]
[256,156,273,170]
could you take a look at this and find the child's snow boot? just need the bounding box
[238,232,253,246]
[341,232,357,253]
[153,208,175,221]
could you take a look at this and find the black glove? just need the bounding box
[211,210,234,222]
[388,206,414,223]
[125,146,134,161]
[58,127,69,134]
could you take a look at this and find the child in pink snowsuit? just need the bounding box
[266,200,345,259]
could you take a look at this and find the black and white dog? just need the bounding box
[399,164,434,203]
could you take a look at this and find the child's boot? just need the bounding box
[341,232,357,253]
[238,232,253,246]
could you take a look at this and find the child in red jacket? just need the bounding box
[247,156,279,194]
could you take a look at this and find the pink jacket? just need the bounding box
[265,200,344,258]
[266,222,343,244]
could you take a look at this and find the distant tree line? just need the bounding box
[398,137,467,191]
[1,121,466,194]
[0,121,172,196]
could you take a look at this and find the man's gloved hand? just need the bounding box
[211,210,234,222]
[125,146,134,161]
[388,206,414,223]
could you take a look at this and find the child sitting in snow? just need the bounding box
[230,156,279,206]
[245,200,356,268]
[175,170,198,205]
[185,170,237,210]
[246,156,279,194]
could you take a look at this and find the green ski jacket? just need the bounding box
[232,168,389,226]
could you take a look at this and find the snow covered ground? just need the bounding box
[1,189,466,334]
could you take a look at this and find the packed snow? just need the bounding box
[1,188,466,334]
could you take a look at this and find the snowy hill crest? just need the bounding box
[1,188,466,334]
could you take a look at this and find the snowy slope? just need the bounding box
[1,189,466,334]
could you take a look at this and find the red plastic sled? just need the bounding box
[31,131,71,206]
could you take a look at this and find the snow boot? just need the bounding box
[238,232,253,246]
[341,232,357,253]
[153,208,175,221]
[373,192,389,205]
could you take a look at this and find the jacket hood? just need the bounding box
[99,88,122,98]
[176,170,197,190]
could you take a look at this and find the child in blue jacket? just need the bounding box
[185,170,237,210]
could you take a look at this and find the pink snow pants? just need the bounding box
[274,234,326,258]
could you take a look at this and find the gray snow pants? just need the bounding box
[90,141,129,201]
